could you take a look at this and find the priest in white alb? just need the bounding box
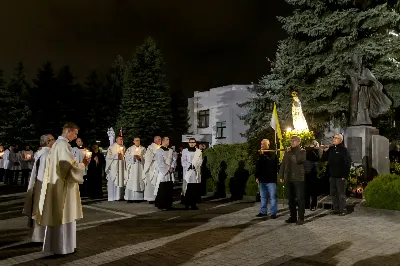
[124,137,146,202]
[105,136,126,201]
[154,137,177,210]
[181,138,203,210]
[37,122,89,255]
[143,136,161,203]
[23,134,55,243]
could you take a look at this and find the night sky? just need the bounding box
[0,1,290,95]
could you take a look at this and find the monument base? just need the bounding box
[344,126,389,178]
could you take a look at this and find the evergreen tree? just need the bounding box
[0,69,12,145]
[242,1,400,140]
[170,79,191,146]
[32,62,59,135]
[8,62,36,145]
[117,37,173,145]
[57,65,79,124]
[82,70,105,144]
[104,55,126,139]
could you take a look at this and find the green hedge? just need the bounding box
[364,174,400,211]
[204,143,254,194]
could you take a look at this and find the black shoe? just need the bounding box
[331,210,340,215]
[310,207,316,211]
[191,206,199,210]
[270,215,278,219]
[296,219,305,225]
[285,217,297,223]
[127,200,134,203]
[149,201,155,204]
[338,212,347,216]
[256,213,268,218]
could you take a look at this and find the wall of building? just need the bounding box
[187,84,254,146]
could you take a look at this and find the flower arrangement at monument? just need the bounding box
[347,165,365,198]
[390,160,400,175]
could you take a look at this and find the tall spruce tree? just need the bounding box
[242,0,400,140]
[8,62,36,145]
[83,70,105,144]
[170,79,191,146]
[57,65,79,124]
[32,62,59,135]
[117,37,173,145]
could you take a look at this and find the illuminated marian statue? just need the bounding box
[292,91,309,132]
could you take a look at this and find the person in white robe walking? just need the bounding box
[22,134,55,243]
[124,137,146,202]
[105,136,126,201]
[143,136,161,203]
[37,122,89,255]
[181,138,203,210]
[154,137,177,210]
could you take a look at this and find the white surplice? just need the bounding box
[181,148,203,195]
[143,143,160,201]
[38,136,85,255]
[124,145,146,201]
[105,143,125,201]
[153,147,177,196]
[22,147,50,242]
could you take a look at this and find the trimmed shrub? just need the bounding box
[364,174,400,211]
[204,143,254,194]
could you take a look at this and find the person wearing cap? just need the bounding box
[279,135,307,225]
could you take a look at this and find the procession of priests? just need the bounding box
[23,123,204,255]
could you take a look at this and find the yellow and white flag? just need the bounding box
[270,102,284,161]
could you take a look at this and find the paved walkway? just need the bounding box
[0,184,399,265]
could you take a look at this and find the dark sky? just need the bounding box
[0,1,290,95]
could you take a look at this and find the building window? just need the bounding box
[197,109,209,128]
[216,121,226,139]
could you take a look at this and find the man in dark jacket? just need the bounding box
[279,135,307,225]
[255,139,278,218]
[321,134,351,216]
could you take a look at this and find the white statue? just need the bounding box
[292,92,309,132]
[107,127,115,146]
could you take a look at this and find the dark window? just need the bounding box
[216,121,226,139]
[197,109,209,128]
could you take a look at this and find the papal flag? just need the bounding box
[270,102,284,161]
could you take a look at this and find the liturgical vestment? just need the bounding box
[105,143,125,201]
[143,143,160,202]
[37,136,85,255]
[124,145,146,201]
[22,147,50,243]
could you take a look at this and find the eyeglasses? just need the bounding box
[189,142,196,144]
[48,138,55,141]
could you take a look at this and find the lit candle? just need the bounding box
[119,146,124,154]
[26,153,31,160]
[86,151,92,159]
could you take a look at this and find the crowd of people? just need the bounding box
[255,133,352,225]
[12,122,211,256]
[0,121,355,256]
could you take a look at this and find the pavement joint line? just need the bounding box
[0,210,22,215]
[77,216,136,227]
[0,192,26,199]
[208,202,237,210]
[82,204,134,217]
[164,216,180,221]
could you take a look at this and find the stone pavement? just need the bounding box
[0,185,400,265]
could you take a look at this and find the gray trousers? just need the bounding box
[329,177,346,212]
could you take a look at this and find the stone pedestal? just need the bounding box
[372,135,390,175]
[344,126,379,166]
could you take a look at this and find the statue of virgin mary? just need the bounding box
[291,91,309,132]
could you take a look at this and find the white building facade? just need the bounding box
[183,84,254,147]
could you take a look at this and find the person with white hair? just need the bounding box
[322,134,352,216]
[23,134,55,243]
